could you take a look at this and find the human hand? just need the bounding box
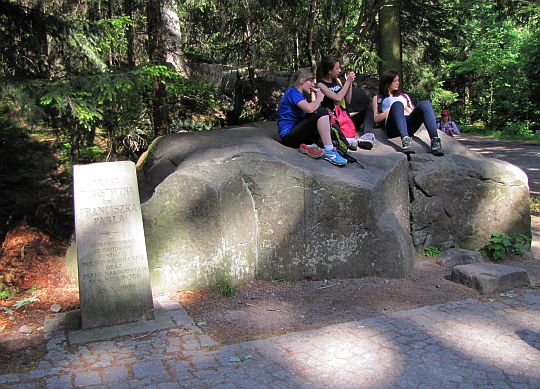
[345,71,356,82]
[312,87,323,100]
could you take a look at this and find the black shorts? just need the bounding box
[281,107,329,148]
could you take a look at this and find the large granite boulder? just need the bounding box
[406,130,530,250]
[136,122,530,291]
[138,123,413,291]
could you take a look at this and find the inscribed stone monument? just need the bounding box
[73,161,154,329]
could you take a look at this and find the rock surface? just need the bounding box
[451,263,530,294]
[136,122,530,291]
[437,248,484,273]
[138,123,413,290]
[407,130,530,250]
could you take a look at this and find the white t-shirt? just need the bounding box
[381,95,409,113]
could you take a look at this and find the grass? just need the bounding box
[531,195,540,216]
[460,124,540,143]
[211,277,238,298]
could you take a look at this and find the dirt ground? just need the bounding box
[0,223,79,374]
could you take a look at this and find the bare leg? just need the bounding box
[317,116,332,146]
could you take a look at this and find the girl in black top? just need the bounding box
[317,56,356,110]
[317,56,376,150]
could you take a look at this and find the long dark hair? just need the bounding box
[317,56,339,81]
[378,69,399,97]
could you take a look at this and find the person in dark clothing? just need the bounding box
[317,56,375,150]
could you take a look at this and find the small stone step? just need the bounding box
[437,248,483,275]
[451,263,530,294]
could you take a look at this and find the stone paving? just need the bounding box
[1,291,539,388]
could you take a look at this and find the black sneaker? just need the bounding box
[431,137,444,156]
[401,136,415,153]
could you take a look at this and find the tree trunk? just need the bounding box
[331,10,346,54]
[33,0,50,78]
[243,17,256,97]
[124,0,135,67]
[306,0,317,71]
[377,1,402,76]
[464,85,471,124]
[147,0,169,137]
[163,0,188,76]
[107,0,113,67]
[295,31,300,70]
[148,0,165,64]
[346,0,385,54]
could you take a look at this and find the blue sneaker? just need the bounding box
[322,148,347,166]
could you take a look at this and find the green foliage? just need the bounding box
[511,235,531,256]
[60,143,104,166]
[430,87,459,114]
[454,19,534,125]
[405,67,459,113]
[402,0,540,139]
[211,276,237,298]
[0,284,19,301]
[482,233,512,261]
[531,196,540,216]
[422,246,441,256]
[14,296,39,310]
[170,119,216,133]
[1,0,539,175]
[0,102,72,237]
[460,123,540,142]
[35,67,224,162]
[1,307,14,316]
[481,232,532,261]
[180,0,380,73]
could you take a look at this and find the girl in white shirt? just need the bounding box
[372,70,444,156]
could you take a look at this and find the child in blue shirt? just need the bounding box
[277,68,347,166]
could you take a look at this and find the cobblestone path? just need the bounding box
[1,291,539,388]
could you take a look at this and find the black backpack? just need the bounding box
[326,108,350,155]
[317,108,365,168]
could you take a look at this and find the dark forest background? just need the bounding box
[0,0,539,240]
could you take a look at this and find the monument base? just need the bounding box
[66,299,175,345]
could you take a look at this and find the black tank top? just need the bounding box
[319,80,342,109]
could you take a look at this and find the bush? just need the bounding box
[481,232,532,261]
[531,196,540,216]
[422,246,441,256]
[210,275,237,298]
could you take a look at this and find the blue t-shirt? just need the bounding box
[277,87,306,138]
